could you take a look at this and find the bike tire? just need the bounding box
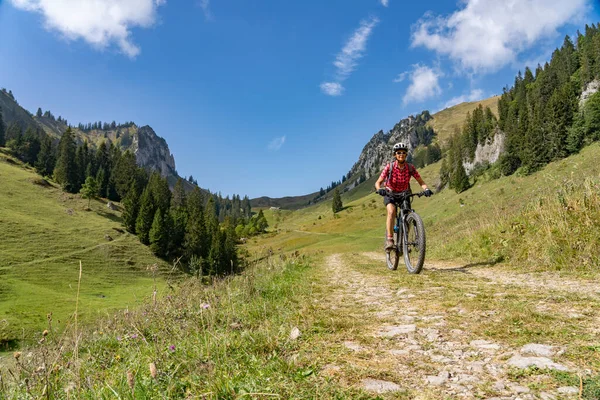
[385,231,400,271]
[403,212,426,274]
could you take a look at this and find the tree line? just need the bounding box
[0,117,263,276]
[440,24,600,193]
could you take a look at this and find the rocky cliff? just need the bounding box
[132,125,177,178]
[463,127,506,174]
[0,88,177,180]
[345,112,432,189]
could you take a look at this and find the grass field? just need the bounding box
[257,141,600,276]
[0,149,172,350]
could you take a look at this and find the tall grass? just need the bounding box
[0,253,361,399]
[439,177,600,273]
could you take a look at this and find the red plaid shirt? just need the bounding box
[380,162,421,192]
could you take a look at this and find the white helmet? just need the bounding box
[392,142,408,152]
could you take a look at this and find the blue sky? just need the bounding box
[1,0,598,198]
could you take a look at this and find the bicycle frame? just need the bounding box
[389,192,419,252]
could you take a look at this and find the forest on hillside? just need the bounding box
[0,115,267,277]
[441,24,600,193]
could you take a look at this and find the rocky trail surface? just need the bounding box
[310,253,599,399]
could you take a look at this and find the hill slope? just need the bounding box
[0,149,172,348]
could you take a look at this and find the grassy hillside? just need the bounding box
[427,96,500,145]
[257,141,600,275]
[0,149,173,350]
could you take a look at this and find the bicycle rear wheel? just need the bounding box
[403,212,426,274]
[385,231,400,271]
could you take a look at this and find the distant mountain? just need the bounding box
[0,88,179,185]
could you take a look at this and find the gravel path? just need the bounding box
[318,253,587,399]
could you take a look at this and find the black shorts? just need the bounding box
[383,190,411,207]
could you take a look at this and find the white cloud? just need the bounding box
[321,16,379,96]
[320,82,344,96]
[402,64,443,105]
[9,0,165,58]
[198,0,211,20]
[268,136,286,151]
[393,71,408,83]
[380,0,389,7]
[442,88,484,109]
[411,0,589,74]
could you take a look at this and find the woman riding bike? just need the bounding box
[375,142,433,250]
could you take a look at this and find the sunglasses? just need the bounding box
[395,151,407,155]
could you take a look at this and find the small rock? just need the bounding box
[493,380,506,391]
[470,340,501,350]
[289,327,301,340]
[361,378,402,393]
[378,324,416,337]
[520,343,555,357]
[506,355,569,371]
[426,371,449,386]
[557,386,579,394]
[465,293,477,297]
[508,383,530,393]
[343,341,363,351]
[540,392,557,400]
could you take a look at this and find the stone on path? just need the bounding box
[361,378,402,393]
[506,355,569,371]
[470,339,501,350]
[520,343,555,357]
[426,370,450,386]
[378,324,416,337]
[289,327,301,340]
[557,386,579,395]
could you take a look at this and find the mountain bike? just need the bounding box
[380,191,428,274]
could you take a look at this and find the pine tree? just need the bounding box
[35,136,56,177]
[256,209,268,232]
[451,161,470,193]
[111,150,138,199]
[172,178,187,209]
[53,127,78,192]
[122,181,141,233]
[184,187,206,258]
[149,209,170,257]
[136,188,155,245]
[80,176,99,208]
[36,108,43,118]
[332,187,343,213]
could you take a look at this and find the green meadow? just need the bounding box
[0,149,172,349]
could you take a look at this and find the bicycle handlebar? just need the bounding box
[376,190,429,198]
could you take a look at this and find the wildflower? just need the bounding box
[169,345,176,352]
[149,362,157,379]
[201,303,210,309]
[114,354,122,361]
[116,335,122,341]
[130,333,138,339]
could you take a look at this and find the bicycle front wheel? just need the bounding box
[403,212,426,274]
[385,231,400,271]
